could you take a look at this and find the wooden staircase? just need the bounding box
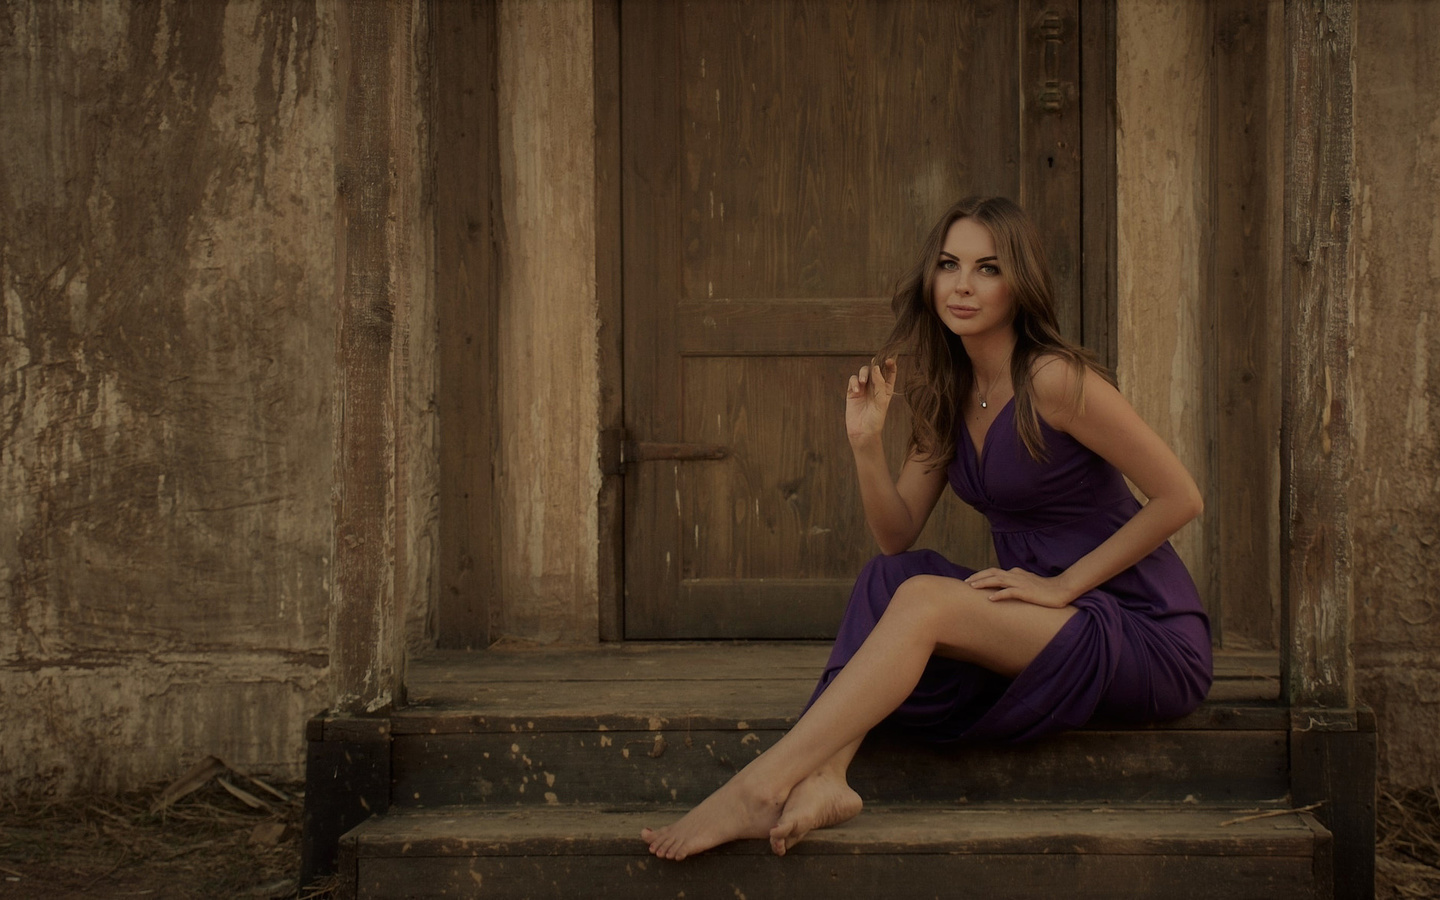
[303,643,1374,899]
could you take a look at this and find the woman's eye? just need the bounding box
[980,264,1000,276]
[939,260,958,271]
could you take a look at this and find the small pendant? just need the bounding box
[980,399,988,409]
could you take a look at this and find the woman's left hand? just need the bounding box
[965,567,1076,608]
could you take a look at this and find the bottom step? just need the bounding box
[341,805,1332,899]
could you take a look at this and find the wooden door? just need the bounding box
[621,0,1087,638]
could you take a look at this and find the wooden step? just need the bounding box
[384,644,1287,809]
[340,804,1332,899]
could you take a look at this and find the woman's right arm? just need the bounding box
[847,359,949,554]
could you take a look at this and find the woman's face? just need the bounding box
[931,217,1016,339]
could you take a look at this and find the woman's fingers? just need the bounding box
[965,567,1004,586]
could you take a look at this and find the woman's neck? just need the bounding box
[962,330,1017,385]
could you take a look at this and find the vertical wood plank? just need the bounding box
[331,0,409,712]
[1019,0,1084,343]
[494,0,600,642]
[1210,0,1281,650]
[621,0,682,637]
[435,0,500,650]
[1281,0,1354,708]
[1080,0,1117,368]
[595,0,624,641]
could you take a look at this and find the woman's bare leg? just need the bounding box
[640,575,1078,860]
[767,737,864,855]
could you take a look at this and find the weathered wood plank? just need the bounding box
[434,0,499,650]
[356,852,1319,900]
[1080,0,1118,368]
[331,0,415,713]
[620,0,683,638]
[1291,717,1375,900]
[389,701,1286,737]
[673,299,895,355]
[389,727,1287,807]
[1019,0,1084,341]
[404,643,1276,689]
[353,805,1322,857]
[594,0,624,642]
[1209,0,1282,652]
[1281,0,1354,708]
[301,722,391,882]
[622,1,1026,639]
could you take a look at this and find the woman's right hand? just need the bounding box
[846,357,897,445]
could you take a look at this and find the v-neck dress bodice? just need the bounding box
[805,398,1212,743]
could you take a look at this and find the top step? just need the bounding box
[356,644,1290,809]
[399,642,1280,731]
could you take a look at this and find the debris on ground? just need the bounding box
[0,758,335,900]
[1378,782,1440,899]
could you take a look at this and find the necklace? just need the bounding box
[977,372,996,410]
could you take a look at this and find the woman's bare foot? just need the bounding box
[640,773,787,861]
[767,770,863,856]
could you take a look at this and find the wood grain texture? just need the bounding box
[0,0,338,793]
[1351,0,1440,790]
[1207,0,1283,652]
[1020,0,1084,341]
[1115,0,1213,627]
[620,0,685,637]
[388,726,1288,808]
[354,852,1320,900]
[435,0,500,650]
[494,0,601,643]
[398,643,1280,730]
[1291,720,1375,900]
[332,0,425,714]
[1080,0,1118,368]
[595,0,625,641]
[345,806,1325,900]
[1281,0,1354,709]
[353,805,1322,856]
[623,0,1046,638]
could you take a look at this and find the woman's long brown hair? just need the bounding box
[876,196,1113,466]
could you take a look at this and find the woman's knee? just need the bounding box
[888,574,984,622]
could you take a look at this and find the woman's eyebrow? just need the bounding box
[977,255,998,263]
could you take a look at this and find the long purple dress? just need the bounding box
[806,398,1213,742]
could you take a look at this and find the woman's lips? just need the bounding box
[947,305,980,319]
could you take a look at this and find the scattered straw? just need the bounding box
[0,765,329,900]
[1377,780,1440,900]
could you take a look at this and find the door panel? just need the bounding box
[622,0,1083,638]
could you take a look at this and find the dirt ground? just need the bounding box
[0,761,333,900]
[1,772,1436,899]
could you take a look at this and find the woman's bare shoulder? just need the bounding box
[1030,353,1108,431]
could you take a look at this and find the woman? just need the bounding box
[641,196,1212,861]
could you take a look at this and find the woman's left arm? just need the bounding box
[966,360,1204,608]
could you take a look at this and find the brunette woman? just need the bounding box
[641,196,1211,860]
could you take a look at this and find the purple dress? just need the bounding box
[806,398,1212,742]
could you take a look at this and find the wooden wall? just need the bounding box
[1351,0,1440,789]
[0,0,340,794]
[492,0,602,643]
[0,0,436,795]
[1116,0,1283,652]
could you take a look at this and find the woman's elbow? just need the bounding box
[1183,484,1204,522]
[873,529,917,556]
